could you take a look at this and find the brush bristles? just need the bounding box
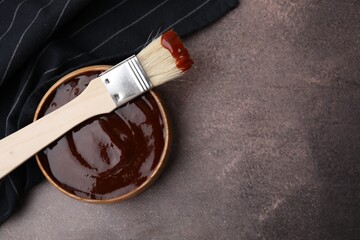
[137,32,192,87]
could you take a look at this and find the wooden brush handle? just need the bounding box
[0,78,116,179]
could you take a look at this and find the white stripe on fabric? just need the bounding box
[132,0,212,56]
[8,0,129,98]
[0,0,55,86]
[7,175,19,196]
[41,0,170,76]
[90,0,169,53]
[67,0,129,38]
[166,0,212,31]
[0,0,30,41]
[5,0,71,135]
[25,0,129,79]
[49,0,71,36]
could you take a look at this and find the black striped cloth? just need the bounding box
[0,0,238,223]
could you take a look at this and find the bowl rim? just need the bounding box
[34,65,171,203]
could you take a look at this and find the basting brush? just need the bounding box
[0,30,192,179]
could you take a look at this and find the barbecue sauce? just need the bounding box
[161,30,193,71]
[37,72,165,200]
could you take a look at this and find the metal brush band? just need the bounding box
[99,55,152,107]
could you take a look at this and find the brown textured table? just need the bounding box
[1,1,360,239]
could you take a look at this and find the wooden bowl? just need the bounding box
[34,65,171,203]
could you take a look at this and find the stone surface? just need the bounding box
[1,1,360,239]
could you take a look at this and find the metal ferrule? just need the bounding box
[99,55,152,107]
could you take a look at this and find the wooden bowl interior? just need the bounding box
[34,65,171,203]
